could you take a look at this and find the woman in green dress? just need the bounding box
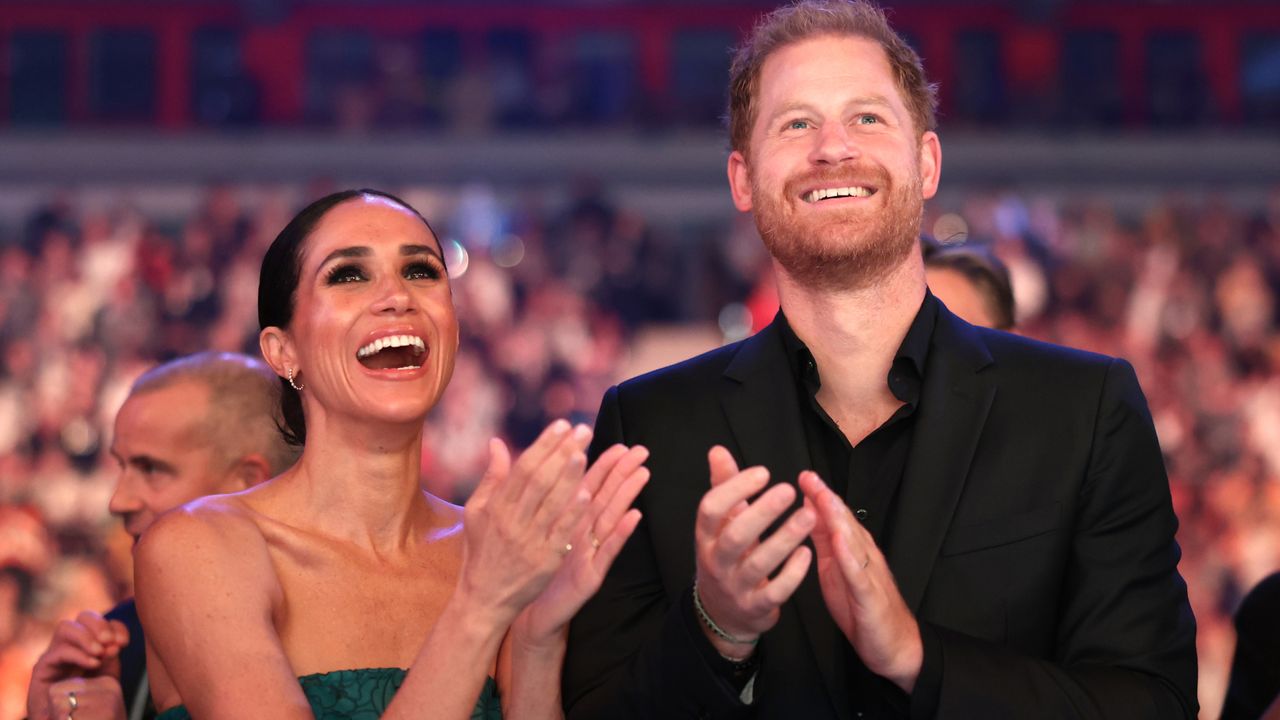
[135,190,648,719]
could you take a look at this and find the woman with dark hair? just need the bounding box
[133,190,649,719]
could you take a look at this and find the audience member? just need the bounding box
[25,352,300,720]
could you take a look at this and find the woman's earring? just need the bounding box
[287,367,304,391]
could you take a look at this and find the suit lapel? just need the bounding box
[886,306,997,611]
[720,319,851,720]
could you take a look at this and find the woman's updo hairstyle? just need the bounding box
[257,188,440,446]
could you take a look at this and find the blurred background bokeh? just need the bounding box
[1,1,1279,717]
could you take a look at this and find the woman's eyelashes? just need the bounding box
[323,259,443,286]
[403,260,443,281]
[325,263,366,284]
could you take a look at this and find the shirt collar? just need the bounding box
[777,290,939,395]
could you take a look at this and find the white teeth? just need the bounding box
[357,334,427,359]
[804,186,873,203]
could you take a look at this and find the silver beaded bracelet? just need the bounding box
[692,579,760,646]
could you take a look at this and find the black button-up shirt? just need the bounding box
[778,293,936,544]
[778,291,939,719]
[685,292,943,717]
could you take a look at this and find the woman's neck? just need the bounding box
[280,412,433,553]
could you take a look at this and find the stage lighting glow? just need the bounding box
[445,239,470,278]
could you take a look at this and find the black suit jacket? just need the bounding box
[564,304,1197,719]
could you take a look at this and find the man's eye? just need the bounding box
[404,262,441,281]
[787,120,810,131]
[325,265,366,284]
[857,114,880,125]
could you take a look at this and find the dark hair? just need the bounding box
[257,188,440,446]
[727,0,938,155]
[921,237,1016,330]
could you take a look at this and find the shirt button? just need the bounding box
[855,508,868,521]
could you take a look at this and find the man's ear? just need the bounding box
[259,326,295,380]
[918,131,942,200]
[727,150,754,213]
[223,453,274,492]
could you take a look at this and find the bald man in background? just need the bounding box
[26,352,299,720]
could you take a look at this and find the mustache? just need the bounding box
[782,165,891,198]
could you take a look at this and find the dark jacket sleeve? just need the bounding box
[564,386,751,720]
[917,358,1198,719]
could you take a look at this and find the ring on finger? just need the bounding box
[68,690,78,717]
[558,542,574,556]
[590,533,601,550]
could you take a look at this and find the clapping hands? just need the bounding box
[458,420,648,640]
[517,442,649,644]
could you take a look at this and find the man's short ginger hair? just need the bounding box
[727,0,939,155]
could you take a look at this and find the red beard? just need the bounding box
[751,162,923,292]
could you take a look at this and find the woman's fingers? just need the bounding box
[590,464,649,544]
[581,444,632,498]
[468,438,511,511]
[578,444,647,530]
[539,453,592,544]
[503,419,575,506]
[514,424,591,515]
[590,509,642,575]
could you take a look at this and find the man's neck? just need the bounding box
[775,254,927,439]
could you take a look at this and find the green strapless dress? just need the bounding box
[154,668,501,720]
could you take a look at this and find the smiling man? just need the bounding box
[26,352,298,720]
[563,2,1197,718]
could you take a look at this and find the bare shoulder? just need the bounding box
[136,493,269,569]
[134,493,281,619]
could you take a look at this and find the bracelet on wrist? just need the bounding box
[692,579,760,648]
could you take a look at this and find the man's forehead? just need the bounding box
[116,382,211,445]
[757,35,898,103]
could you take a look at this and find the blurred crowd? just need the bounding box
[1,182,1278,718]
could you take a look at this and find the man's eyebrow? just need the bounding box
[127,453,177,474]
[765,101,820,126]
[764,95,899,125]
[848,94,896,109]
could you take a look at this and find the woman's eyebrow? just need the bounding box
[401,244,443,261]
[317,246,371,269]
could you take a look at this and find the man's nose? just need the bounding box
[108,474,142,517]
[809,121,860,165]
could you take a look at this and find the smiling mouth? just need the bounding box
[802,186,876,203]
[356,334,427,370]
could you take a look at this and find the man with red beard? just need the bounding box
[564,1,1197,718]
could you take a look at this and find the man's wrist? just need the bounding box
[692,579,759,660]
[885,621,923,694]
